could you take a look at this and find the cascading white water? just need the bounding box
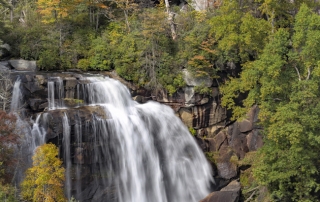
[76,77,213,202]
[10,77,22,112]
[74,114,83,197]
[25,76,213,202]
[48,77,65,110]
[62,113,72,199]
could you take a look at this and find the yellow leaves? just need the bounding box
[36,0,82,23]
[97,3,108,9]
[21,143,66,202]
[194,11,207,23]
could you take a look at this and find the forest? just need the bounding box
[1,0,320,201]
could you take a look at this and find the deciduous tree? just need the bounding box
[21,143,65,202]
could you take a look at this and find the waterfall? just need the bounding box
[25,76,213,202]
[63,113,72,199]
[48,77,65,110]
[10,77,22,112]
[74,112,83,197]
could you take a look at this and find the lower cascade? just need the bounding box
[14,75,213,202]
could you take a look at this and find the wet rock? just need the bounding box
[65,77,78,98]
[29,99,46,111]
[44,106,108,140]
[133,95,145,103]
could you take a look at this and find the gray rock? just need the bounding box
[246,129,263,151]
[200,191,239,202]
[133,95,145,103]
[216,161,238,180]
[238,119,253,133]
[0,43,11,51]
[221,180,241,193]
[179,107,193,128]
[9,59,37,71]
[0,64,9,71]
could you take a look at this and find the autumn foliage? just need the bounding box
[0,110,19,183]
[21,143,66,202]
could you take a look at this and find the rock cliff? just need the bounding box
[7,68,263,202]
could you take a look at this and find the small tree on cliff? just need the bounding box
[21,143,66,202]
[0,110,19,183]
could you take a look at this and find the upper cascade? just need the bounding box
[13,75,213,202]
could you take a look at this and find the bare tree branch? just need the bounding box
[0,70,13,111]
[306,67,311,80]
[294,65,301,81]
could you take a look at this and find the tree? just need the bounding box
[0,110,19,183]
[21,143,65,202]
[221,4,320,201]
[0,71,12,111]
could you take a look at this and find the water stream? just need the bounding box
[15,75,213,202]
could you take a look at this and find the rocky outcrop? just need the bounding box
[200,180,241,202]
[9,59,37,71]
[5,67,263,201]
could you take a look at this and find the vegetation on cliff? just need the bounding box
[0,0,320,201]
[21,143,65,202]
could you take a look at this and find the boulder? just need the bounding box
[206,130,228,152]
[199,191,239,202]
[216,161,238,180]
[9,59,37,71]
[221,180,241,193]
[246,129,263,151]
[238,119,253,133]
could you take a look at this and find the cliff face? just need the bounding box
[9,69,263,201]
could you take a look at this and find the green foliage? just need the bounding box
[188,127,196,136]
[3,0,320,200]
[21,143,65,202]
[0,181,17,202]
[77,59,90,71]
[194,84,212,95]
[222,4,320,201]
[204,151,218,164]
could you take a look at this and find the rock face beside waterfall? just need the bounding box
[10,70,263,202]
[12,71,213,202]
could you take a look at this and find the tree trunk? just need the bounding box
[164,0,177,40]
